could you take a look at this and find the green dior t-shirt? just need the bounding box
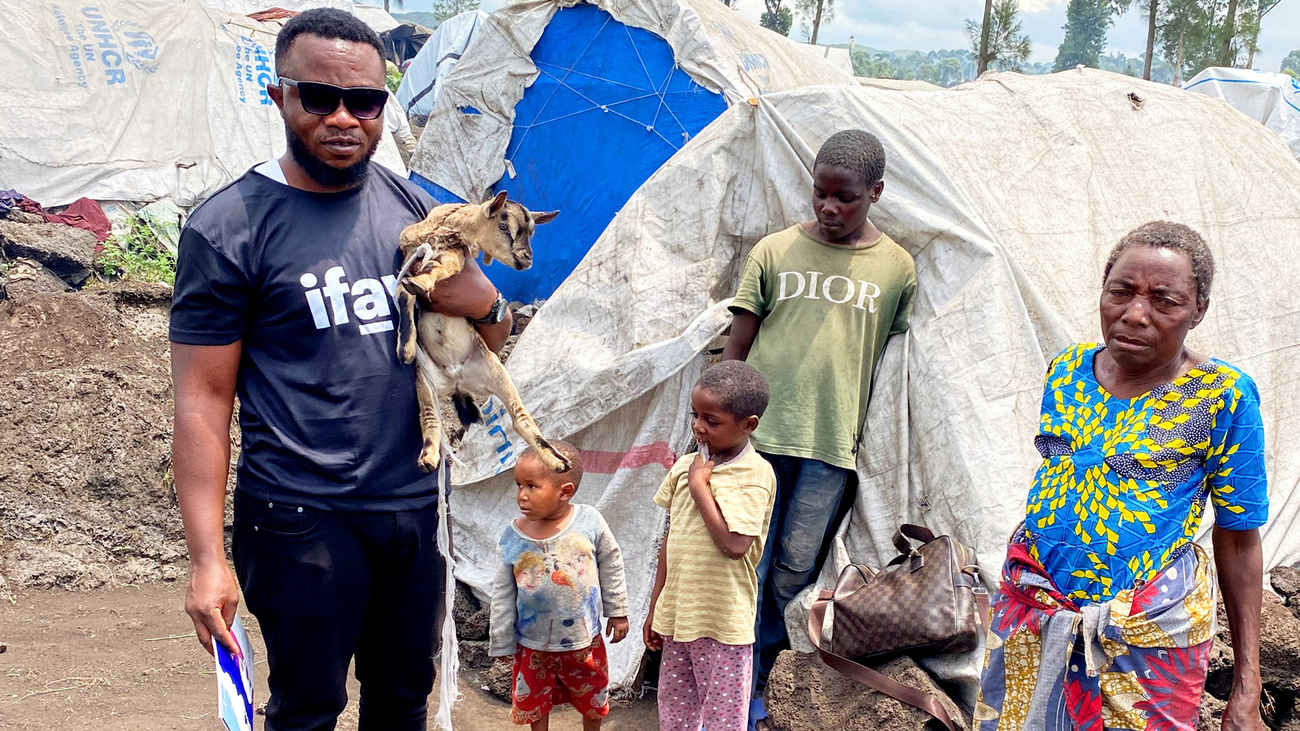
[730,224,916,470]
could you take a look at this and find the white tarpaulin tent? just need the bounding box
[350,2,401,35]
[0,0,406,207]
[412,0,856,206]
[1185,66,1300,160]
[406,0,858,303]
[395,9,489,119]
[444,69,1300,690]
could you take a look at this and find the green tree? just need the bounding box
[1239,0,1282,68]
[760,0,794,36]
[936,57,964,86]
[1283,50,1300,75]
[1054,0,1113,70]
[795,0,834,44]
[433,0,479,24]
[1142,0,1159,79]
[966,0,1032,73]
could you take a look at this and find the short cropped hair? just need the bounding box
[695,361,770,419]
[1104,221,1215,303]
[814,130,886,187]
[524,440,583,488]
[275,8,384,75]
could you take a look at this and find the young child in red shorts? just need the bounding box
[489,441,630,730]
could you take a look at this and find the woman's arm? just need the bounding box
[1213,525,1266,731]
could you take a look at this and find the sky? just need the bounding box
[367,0,1300,73]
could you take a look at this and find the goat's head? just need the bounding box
[471,191,558,271]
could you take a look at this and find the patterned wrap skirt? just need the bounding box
[976,529,1217,731]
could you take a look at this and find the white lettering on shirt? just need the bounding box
[299,265,403,335]
[777,270,806,300]
[775,270,882,312]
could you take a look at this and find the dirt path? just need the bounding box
[0,582,659,730]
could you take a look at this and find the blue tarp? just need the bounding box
[411,3,725,303]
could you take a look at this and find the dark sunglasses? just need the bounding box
[278,78,387,120]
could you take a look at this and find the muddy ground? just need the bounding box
[0,581,659,730]
[0,286,196,595]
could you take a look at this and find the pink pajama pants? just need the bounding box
[656,636,753,731]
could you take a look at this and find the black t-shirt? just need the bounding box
[170,164,439,510]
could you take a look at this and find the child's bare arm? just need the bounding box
[644,519,670,651]
[687,456,756,560]
[722,310,761,362]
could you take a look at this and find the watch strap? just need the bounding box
[471,293,507,324]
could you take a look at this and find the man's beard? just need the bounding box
[287,127,380,188]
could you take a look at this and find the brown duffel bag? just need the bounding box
[807,524,990,731]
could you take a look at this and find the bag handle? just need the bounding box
[807,588,990,731]
[892,524,937,555]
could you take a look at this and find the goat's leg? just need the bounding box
[396,285,420,365]
[476,342,571,473]
[415,363,444,473]
[401,251,465,302]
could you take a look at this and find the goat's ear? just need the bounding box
[483,190,509,218]
[533,210,560,226]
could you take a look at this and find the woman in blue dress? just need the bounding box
[977,222,1268,731]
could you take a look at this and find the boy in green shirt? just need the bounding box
[722,130,916,726]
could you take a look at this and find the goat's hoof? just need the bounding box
[417,439,442,472]
[402,278,431,300]
[536,438,571,474]
[398,342,417,365]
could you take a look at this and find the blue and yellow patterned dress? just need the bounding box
[1024,343,1268,603]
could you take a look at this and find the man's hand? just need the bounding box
[185,562,241,656]
[642,610,663,651]
[606,616,629,644]
[422,256,498,320]
[1222,690,1266,731]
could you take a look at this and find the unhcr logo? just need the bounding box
[50,5,160,87]
[81,7,161,80]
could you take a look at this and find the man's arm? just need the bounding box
[686,456,755,560]
[1214,525,1266,731]
[721,310,760,362]
[172,341,242,656]
[420,256,513,353]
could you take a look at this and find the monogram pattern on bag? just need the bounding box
[831,535,978,659]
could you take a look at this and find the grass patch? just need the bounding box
[98,215,176,286]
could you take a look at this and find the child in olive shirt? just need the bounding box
[722,130,917,726]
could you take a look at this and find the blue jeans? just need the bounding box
[753,454,852,689]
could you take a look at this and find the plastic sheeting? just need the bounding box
[408,0,856,303]
[0,0,406,207]
[396,9,488,119]
[443,69,1300,690]
[1185,66,1300,160]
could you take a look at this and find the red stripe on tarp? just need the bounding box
[579,442,678,474]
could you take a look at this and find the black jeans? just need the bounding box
[232,492,445,731]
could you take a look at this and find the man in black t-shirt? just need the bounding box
[170,10,512,731]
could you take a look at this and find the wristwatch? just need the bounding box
[471,292,509,325]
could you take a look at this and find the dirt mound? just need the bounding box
[0,285,222,593]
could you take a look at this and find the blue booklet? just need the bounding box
[216,617,255,731]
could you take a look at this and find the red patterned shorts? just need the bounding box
[510,633,610,724]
